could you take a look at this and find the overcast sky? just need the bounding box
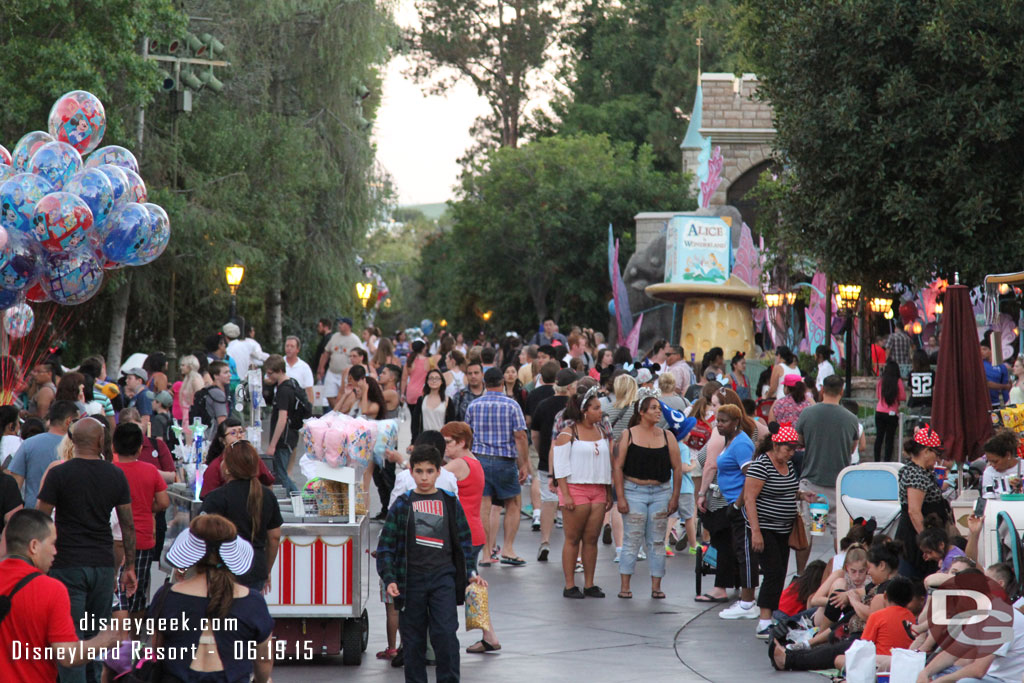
[373,1,490,206]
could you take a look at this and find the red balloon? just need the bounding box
[899,300,918,325]
[26,283,48,303]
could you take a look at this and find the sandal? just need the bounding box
[376,647,399,660]
[694,593,729,603]
[466,639,501,653]
[617,591,632,599]
[499,555,526,566]
[478,559,495,567]
[651,590,666,599]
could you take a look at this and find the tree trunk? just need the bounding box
[269,286,282,349]
[107,273,132,377]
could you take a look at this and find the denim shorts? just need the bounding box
[478,454,521,502]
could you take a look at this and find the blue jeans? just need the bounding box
[620,481,672,578]
[273,442,298,493]
[50,565,116,683]
[400,567,460,682]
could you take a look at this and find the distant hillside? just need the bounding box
[401,202,448,221]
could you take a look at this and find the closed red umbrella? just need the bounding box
[932,284,992,463]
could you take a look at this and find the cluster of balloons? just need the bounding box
[0,90,171,315]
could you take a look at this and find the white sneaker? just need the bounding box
[719,601,758,619]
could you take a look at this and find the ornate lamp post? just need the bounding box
[836,283,862,397]
[225,262,245,320]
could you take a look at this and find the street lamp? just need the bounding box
[355,281,375,309]
[835,283,862,397]
[784,291,797,306]
[224,262,244,319]
[764,292,784,308]
[481,310,494,322]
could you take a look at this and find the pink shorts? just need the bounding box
[558,483,607,506]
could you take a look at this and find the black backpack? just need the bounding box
[281,378,313,430]
[188,386,225,428]
[0,572,41,624]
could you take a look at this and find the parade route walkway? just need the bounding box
[272,511,827,682]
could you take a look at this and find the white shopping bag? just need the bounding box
[844,639,876,683]
[889,648,926,683]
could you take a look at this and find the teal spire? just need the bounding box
[680,84,704,149]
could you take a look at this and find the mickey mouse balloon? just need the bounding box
[0,173,54,235]
[100,202,150,266]
[2,303,34,338]
[0,231,43,292]
[32,192,94,253]
[39,248,104,305]
[11,131,54,172]
[64,169,114,229]
[84,145,139,175]
[30,141,82,191]
[48,91,106,155]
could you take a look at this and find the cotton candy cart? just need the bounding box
[266,464,370,665]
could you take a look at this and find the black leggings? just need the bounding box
[710,515,739,590]
[782,636,856,671]
[751,526,790,610]
[874,411,899,462]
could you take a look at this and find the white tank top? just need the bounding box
[776,363,802,399]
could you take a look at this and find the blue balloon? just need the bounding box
[64,168,114,228]
[40,248,103,305]
[0,173,53,235]
[137,203,170,265]
[659,401,697,442]
[420,319,434,335]
[29,141,82,190]
[101,202,150,266]
[608,299,615,316]
[97,164,129,211]
[0,288,18,308]
[0,231,43,292]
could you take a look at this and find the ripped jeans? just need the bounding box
[619,481,672,577]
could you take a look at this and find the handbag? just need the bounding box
[118,581,172,682]
[684,418,712,450]
[843,639,876,683]
[788,518,809,550]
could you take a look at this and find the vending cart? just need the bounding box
[265,464,370,665]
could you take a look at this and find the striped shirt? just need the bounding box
[744,453,798,533]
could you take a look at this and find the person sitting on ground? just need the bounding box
[833,576,915,672]
[775,560,827,621]
[917,522,966,573]
[824,518,878,577]
[808,543,870,628]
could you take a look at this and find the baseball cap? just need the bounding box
[222,322,240,339]
[336,316,354,327]
[154,390,174,408]
[124,367,148,382]
[555,368,581,387]
[782,374,802,387]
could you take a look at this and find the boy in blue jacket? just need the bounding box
[376,444,487,682]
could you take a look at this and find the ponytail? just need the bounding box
[223,441,264,536]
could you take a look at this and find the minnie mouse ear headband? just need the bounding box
[167,524,254,576]
[636,386,661,404]
[913,424,943,450]
[769,421,800,444]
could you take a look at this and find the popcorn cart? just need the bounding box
[267,464,370,665]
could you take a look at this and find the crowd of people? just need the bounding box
[1,314,1023,683]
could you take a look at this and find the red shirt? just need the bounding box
[456,456,486,546]
[0,557,79,682]
[863,604,914,655]
[200,454,274,499]
[137,435,174,473]
[115,459,168,550]
[777,581,805,617]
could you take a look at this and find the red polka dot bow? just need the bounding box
[913,424,942,449]
[772,423,800,443]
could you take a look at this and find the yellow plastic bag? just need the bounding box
[464,583,492,632]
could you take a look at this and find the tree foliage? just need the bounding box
[539,0,743,172]
[742,0,1024,287]
[407,0,564,150]
[419,134,689,332]
[1,0,395,360]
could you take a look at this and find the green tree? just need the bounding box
[742,0,1024,286]
[407,0,565,150]
[419,134,689,331]
[539,0,742,172]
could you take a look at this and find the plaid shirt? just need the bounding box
[886,329,913,367]
[375,489,475,609]
[464,390,527,458]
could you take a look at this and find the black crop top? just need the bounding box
[622,428,672,483]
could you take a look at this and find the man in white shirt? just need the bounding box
[283,335,314,403]
[814,344,836,393]
[224,322,269,375]
[317,317,363,407]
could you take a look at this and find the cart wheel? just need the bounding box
[360,608,369,652]
[342,618,363,665]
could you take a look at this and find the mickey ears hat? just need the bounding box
[913,424,943,449]
[167,525,254,576]
[770,422,800,444]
